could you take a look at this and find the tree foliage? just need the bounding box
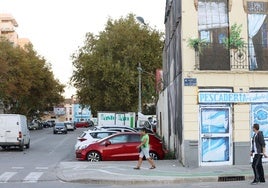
[0,38,65,117]
[71,14,164,115]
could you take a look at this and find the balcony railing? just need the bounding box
[195,43,268,71]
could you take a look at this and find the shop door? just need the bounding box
[199,106,232,166]
[251,104,268,163]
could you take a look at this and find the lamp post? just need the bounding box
[0,100,4,114]
[136,16,146,25]
[136,16,146,114]
[137,63,142,113]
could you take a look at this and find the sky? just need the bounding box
[0,0,166,98]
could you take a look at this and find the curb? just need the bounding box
[55,161,268,185]
[56,172,255,185]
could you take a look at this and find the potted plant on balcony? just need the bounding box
[223,23,245,50]
[187,38,207,54]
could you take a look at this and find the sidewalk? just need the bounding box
[56,160,268,184]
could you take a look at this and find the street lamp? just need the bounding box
[136,16,146,25]
[137,63,142,113]
[136,16,146,114]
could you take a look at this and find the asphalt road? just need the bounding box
[0,127,82,185]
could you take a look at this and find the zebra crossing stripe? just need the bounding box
[12,167,24,170]
[23,172,44,183]
[35,167,49,170]
[0,172,17,183]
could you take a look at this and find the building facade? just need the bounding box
[158,0,268,167]
[0,13,30,47]
[56,96,91,123]
[0,13,18,44]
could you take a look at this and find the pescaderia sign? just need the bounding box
[199,92,268,103]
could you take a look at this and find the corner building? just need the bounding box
[157,0,268,167]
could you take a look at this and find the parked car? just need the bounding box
[74,130,117,150]
[28,119,43,130]
[64,121,75,131]
[75,121,90,128]
[0,114,30,151]
[135,127,154,134]
[46,119,57,127]
[42,121,50,128]
[76,132,165,161]
[53,122,68,134]
[92,125,137,132]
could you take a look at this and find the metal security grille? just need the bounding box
[218,176,245,182]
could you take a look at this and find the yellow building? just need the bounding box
[158,0,268,166]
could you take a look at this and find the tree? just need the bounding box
[71,14,164,115]
[0,38,65,117]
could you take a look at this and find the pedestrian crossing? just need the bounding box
[0,167,48,183]
[0,172,18,183]
[23,172,44,183]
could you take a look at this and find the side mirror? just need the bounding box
[105,141,111,146]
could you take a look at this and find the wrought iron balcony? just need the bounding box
[194,43,268,71]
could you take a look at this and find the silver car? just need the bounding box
[53,122,67,134]
[74,130,117,150]
[64,121,75,131]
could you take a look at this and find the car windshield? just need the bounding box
[79,132,87,138]
[55,123,65,127]
[90,132,115,139]
[97,126,137,132]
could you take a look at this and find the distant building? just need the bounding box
[17,38,31,49]
[0,13,30,47]
[0,13,18,45]
[55,96,91,123]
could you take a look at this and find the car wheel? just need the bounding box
[25,141,30,149]
[87,151,101,162]
[149,151,159,160]
[19,144,24,151]
[1,146,6,150]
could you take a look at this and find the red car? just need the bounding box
[76,132,165,161]
[75,121,90,128]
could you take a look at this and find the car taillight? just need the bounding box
[19,131,22,138]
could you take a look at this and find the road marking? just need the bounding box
[0,172,17,183]
[23,172,44,183]
[35,167,49,170]
[11,167,24,170]
[98,169,124,176]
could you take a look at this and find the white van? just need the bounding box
[0,114,30,151]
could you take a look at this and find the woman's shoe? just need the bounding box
[133,167,140,170]
[149,166,156,169]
